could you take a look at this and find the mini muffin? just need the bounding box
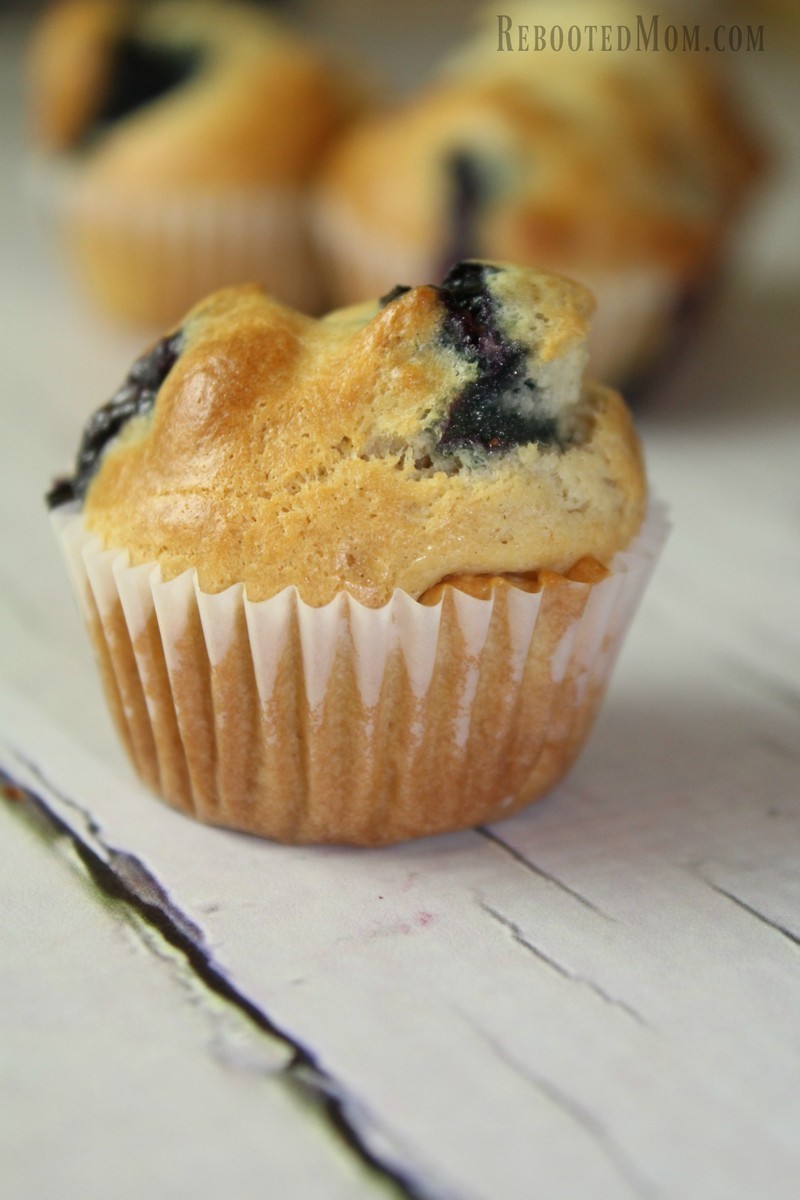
[27,0,362,325]
[48,262,664,845]
[314,0,763,387]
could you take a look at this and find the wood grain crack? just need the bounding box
[0,756,432,1200]
[478,899,647,1026]
[457,1014,658,1200]
[704,879,800,951]
[1,748,204,942]
[476,826,612,919]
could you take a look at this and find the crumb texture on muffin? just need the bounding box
[54,262,646,607]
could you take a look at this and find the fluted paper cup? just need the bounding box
[31,157,323,326]
[52,503,668,845]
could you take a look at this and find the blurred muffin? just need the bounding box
[314,0,763,387]
[48,262,664,845]
[28,0,362,325]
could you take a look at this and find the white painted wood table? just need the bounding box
[2,11,799,1200]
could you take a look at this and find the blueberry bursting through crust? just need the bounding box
[46,332,183,509]
[382,262,562,456]
[48,263,562,510]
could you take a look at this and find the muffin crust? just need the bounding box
[63,264,646,606]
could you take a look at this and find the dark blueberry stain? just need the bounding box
[378,284,411,308]
[435,262,560,454]
[80,36,203,145]
[439,151,488,278]
[46,331,183,508]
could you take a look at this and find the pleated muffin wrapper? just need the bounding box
[53,502,669,846]
[29,156,323,327]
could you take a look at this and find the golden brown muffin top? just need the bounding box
[51,263,646,607]
[28,0,361,187]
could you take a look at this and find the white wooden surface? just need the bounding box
[2,10,800,1200]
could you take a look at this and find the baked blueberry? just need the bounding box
[378,283,411,308]
[82,35,203,145]
[436,262,561,454]
[441,151,488,276]
[47,330,182,507]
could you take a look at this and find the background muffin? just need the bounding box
[314,0,764,387]
[49,263,663,845]
[28,0,363,325]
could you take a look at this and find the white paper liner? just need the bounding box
[312,193,684,386]
[28,156,323,323]
[52,501,669,844]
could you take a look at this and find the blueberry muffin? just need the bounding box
[314,0,763,387]
[28,0,362,324]
[48,262,662,845]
